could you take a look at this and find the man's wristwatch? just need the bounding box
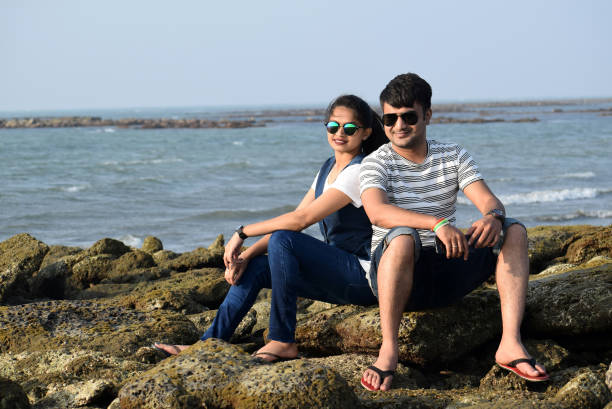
[235,225,248,240]
[485,209,505,224]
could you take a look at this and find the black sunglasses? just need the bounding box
[325,121,363,136]
[381,111,419,127]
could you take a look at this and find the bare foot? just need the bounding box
[252,341,298,362]
[495,338,547,379]
[361,344,397,391]
[153,343,190,356]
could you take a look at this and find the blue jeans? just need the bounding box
[201,230,376,343]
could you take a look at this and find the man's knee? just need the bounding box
[503,223,528,248]
[383,234,416,266]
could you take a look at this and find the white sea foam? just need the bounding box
[104,128,116,133]
[499,188,603,204]
[537,209,612,221]
[233,141,244,146]
[457,187,608,205]
[118,234,142,248]
[60,184,89,193]
[101,158,184,166]
[561,172,595,179]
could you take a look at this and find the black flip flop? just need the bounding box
[251,351,299,363]
[361,365,395,391]
[496,358,549,382]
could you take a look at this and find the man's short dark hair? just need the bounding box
[379,73,432,114]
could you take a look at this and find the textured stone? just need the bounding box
[111,250,155,276]
[158,247,224,271]
[142,236,163,254]
[554,369,612,408]
[0,300,199,357]
[524,263,612,336]
[118,338,359,409]
[607,361,612,392]
[0,377,31,409]
[0,233,49,303]
[87,238,131,257]
[297,290,501,366]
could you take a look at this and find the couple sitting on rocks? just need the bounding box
[154,73,549,391]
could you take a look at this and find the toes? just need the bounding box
[379,375,393,391]
[363,369,379,389]
[535,363,547,376]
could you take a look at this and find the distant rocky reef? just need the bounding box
[0,116,266,129]
[2,98,611,129]
[0,225,611,408]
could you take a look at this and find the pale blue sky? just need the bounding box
[1,0,610,111]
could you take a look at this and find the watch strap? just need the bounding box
[236,225,248,240]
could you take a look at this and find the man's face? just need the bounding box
[381,102,431,150]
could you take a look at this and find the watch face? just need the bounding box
[489,209,504,220]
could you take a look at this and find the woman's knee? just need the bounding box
[268,230,297,252]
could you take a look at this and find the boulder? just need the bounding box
[117,338,359,409]
[39,245,83,270]
[142,236,163,254]
[118,268,229,311]
[0,300,199,357]
[0,233,49,303]
[296,289,502,366]
[554,369,612,408]
[527,225,612,273]
[70,254,115,288]
[28,260,71,299]
[564,226,612,265]
[0,377,31,409]
[87,238,131,257]
[607,361,612,392]
[111,250,155,276]
[524,262,612,336]
[159,247,224,271]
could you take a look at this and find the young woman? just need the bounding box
[155,94,386,361]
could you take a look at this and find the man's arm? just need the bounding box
[361,187,438,230]
[361,187,470,260]
[463,180,505,248]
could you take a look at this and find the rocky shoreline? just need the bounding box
[0,225,611,409]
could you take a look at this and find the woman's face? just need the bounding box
[326,106,371,156]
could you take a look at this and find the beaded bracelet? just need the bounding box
[432,218,449,233]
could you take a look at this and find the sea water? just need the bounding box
[1,101,611,252]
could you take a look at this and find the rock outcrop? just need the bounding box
[0,225,610,409]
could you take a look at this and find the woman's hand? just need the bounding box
[223,232,244,269]
[224,256,249,285]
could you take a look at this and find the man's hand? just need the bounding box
[466,215,502,248]
[435,224,469,260]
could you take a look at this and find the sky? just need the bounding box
[1,0,611,111]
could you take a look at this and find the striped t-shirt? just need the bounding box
[359,140,483,253]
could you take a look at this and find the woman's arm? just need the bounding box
[223,186,352,284]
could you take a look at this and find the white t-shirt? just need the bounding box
[310,162,370,273]
[310,163,362,207]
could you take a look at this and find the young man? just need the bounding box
[358,73,548,391]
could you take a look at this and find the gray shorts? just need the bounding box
[367,218,524,310]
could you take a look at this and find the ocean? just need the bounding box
[1,100,611,253]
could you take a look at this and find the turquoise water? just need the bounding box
[1,102,611,252]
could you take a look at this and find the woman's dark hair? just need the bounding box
[324,94,387,155]
[379,73,432,114]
